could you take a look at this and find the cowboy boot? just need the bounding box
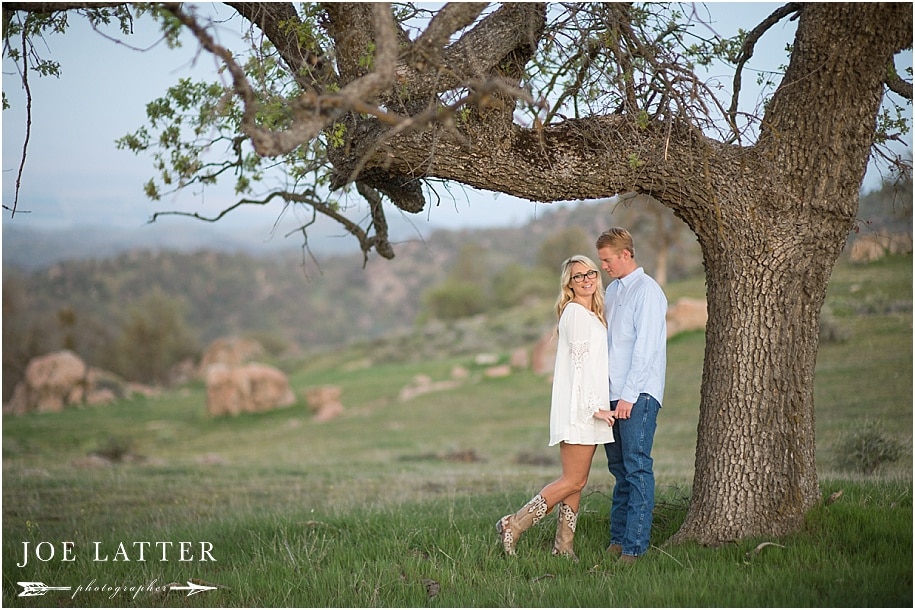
[495,494,548,555]
[551,501,579,561]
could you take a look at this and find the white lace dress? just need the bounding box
[548,302,615,446]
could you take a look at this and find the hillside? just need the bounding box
[1,253,911,607]
[2,180,910,400]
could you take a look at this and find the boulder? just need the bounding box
[6,350,88,414]
[531,331,558,376]
[398,376,460,402]
[305,385,345,422]
[510,347,530,370]
[205,362,296,417]
[85,388,117,406]
[484,364,512,378]
[849,233,913,262]
[4,351,154,415]
[199,337,265,374]
[666,297,708,338]
[474,353,499,365]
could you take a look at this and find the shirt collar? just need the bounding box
[617,267,645,288]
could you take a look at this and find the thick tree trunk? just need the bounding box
[676,222,825,542]
[669,2,910,545]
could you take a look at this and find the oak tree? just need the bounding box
[3,2,911,546]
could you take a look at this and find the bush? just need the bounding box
[818,309,850,343]
[91,436,138,462]
[100,288,199,384]
[836,419,904,475]
[422,281,487,320]
[490,264,555,309]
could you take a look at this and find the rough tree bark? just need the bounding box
[669,3,912,544]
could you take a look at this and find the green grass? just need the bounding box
[2,255,911,607]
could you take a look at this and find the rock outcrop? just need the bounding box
[5,350,145,414]
[304,385,345,422]
[205,362,296,416]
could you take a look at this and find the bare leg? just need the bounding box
[539,442,597,511]
[496,443,597,556]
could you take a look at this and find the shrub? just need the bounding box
[836,419,904,475]
[91,436,137,462]
[818,309,850,343]
[422,281,487,320]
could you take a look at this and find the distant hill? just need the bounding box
[1,197,695,392]
[5,176,906,269]
[3,180,909,400]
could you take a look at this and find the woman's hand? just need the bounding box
[594,409,616,427]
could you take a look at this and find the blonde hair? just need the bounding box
[595,227,635,258]
[554,255,606,327]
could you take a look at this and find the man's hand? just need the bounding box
[615,399,634,419]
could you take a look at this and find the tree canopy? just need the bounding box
[5,3,909,259]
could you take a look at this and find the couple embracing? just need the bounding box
[496,227,668,564]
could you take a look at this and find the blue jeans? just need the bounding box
[604,393,659,557]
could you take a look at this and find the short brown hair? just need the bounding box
[596,227,634,257]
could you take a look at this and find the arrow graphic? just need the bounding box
[168,581,218,596]
[17,581,73,597]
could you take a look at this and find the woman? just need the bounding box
[496,255,615,560]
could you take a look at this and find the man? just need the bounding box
[596,227,667,564]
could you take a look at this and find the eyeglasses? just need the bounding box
[571,270,599,283]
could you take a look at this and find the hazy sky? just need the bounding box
[1,3,909,242]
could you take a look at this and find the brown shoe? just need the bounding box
[607,543,623,558]
[618,554,639,565]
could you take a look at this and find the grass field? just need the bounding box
[2,255,911,607]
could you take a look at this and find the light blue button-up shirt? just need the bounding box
[605,267,667,406]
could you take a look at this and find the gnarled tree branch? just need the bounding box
[886,66,913,100]
[227,2,336,94]
[728,3,803,139]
